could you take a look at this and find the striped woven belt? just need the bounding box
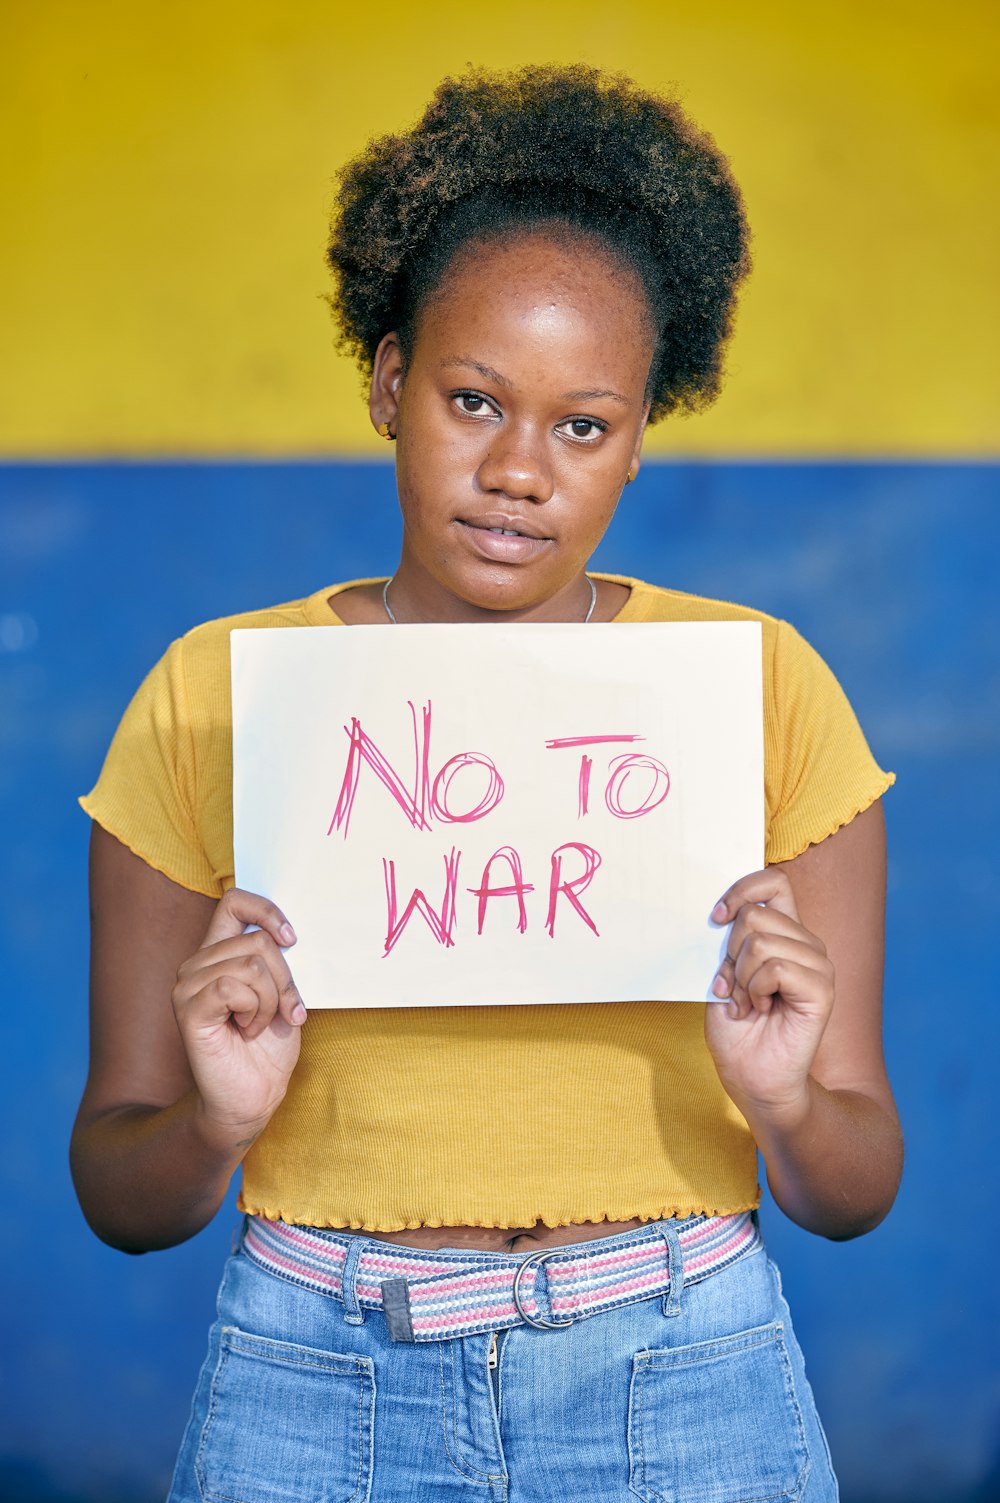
[242,1211,760,1343]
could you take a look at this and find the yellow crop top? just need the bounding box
[81,575,894,1231]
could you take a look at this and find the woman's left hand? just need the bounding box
[705,868,835,1124]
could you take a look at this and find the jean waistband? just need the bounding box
[241,1212,760,1343]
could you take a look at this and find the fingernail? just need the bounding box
[712,972,731,998]
[279,922,297,945]
[292,1001,307,1024]
[711,901,728,923]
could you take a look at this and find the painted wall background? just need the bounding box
[1,3,998,1500]
[1,0,996,457]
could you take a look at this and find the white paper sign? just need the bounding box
[231,622,763,1007]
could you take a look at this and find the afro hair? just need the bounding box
[326,65,750,423]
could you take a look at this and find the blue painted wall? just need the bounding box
[1,462,997,1501]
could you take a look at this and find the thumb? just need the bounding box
[203,887,296,949]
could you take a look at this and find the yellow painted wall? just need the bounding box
[1,0,996,456]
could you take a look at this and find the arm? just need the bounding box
[706,800,903,1239]
[70,824,306,1253]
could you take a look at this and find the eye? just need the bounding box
[452,390,498,418]
[557,416,608,443]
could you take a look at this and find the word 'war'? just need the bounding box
[328,700,671,836]
[382,843,604,956]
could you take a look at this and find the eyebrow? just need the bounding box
[562,387,630,407]
[441,358,510,387]
[440,358,630,407]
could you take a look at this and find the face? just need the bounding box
[370,231,655,622]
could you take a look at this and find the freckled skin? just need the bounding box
[365,232,656,626]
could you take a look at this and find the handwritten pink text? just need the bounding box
[329,702,670,956]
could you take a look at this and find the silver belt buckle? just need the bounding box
[511,1247,578,1329]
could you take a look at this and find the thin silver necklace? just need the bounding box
[382,575,597,625]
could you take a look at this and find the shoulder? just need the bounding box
[610,574,777,625]
[161,582,358,683]
[613,571,868,718]
[122,585,350,741]
[609,574,791,653]
[616,574,894,856]
[178,587,332,654]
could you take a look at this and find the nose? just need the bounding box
[476,422,554,503]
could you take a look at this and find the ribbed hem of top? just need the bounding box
[767,769,895,865]
[78,798,222,899]
[235,1191,763,1232]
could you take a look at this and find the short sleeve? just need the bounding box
[764,621,894,863]
[79,637,222,896]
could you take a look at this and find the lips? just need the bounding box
[458,514,550,542]
[456,515,551,563]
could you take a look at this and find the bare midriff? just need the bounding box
[366,1218,647,1254]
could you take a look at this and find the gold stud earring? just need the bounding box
[626,467,636,484]
[377,421,395,441]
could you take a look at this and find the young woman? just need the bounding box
[73,66,901,1501]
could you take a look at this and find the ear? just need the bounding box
[369,332,405,438]
[627,400,652,483]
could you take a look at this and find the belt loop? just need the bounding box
[659,1223,684,1318]
[340,1237,366,1325]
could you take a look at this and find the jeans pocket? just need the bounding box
[628,1321,810,1503]
[195,1326,375,1503]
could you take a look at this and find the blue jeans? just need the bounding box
[168,1219,838,1502]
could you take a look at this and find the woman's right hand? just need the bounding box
[171,887,307,1153]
